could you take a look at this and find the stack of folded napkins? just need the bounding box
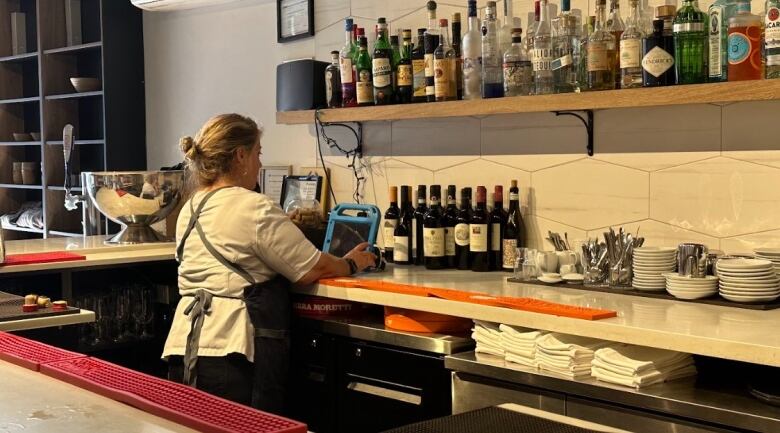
[535,333,613,378]
[499,324,546,368]
[591,345,697,389]
[472,320,504,357]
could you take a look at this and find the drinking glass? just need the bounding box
[132,286,155,339]
[521,248,538,281]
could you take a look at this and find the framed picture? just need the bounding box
[259,165,292,205]
[277,0,314,43]
[280,175,323,211]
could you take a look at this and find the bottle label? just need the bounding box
[673,23,704,33]
[455,223,470,246]
[393,236,409,261]
[398,64,413,86]
[445,227,456,256]
[463,56,482,98]
[531,49,553,72]
[423,227,445,257]
[551,54,573,70]
[356,72,373,104]
[340,57,354,83]
[325,71,334,102]
[412,59,427,97]
[708,6,723,77]
[434,58,454,98]
[767,7,780,50]
[469,224,488,252]
[619,39,641,69]
[424,53,435,96]
[728,31,751,65]
[509,192,519,200]
[641,46,675,77]
[383,220,398,249]
[587,41,608,71]
[372,58,392,88]
[491,223,501,251]
[502,239,518,269]
[503,61,527,92]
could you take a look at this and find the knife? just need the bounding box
[63,124,78,210]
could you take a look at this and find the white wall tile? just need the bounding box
[434,159,531,203]
[721,230,780,255]
[396,156,481,171]
[315,16,375,61]
[525,215,587,251]
[586,220,719,251]
[387,4,469,36]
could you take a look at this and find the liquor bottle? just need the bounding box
[412,29,428,101]
[766,0,780,78]
[533,0,555,94]
[340,19,357,107]
[352,27,365,78]
[444,185,458,268]
[504,28,534,96]
[503,180,523,271]
[413,185,428,265]
[657,5,678,83]
[397,30,414,103]
[470,186,490,272]
[500,0,518,56]
[482,1,505,98]
[642,19,676,86]
[552,0,579,93]
[709,0,736,81]
[586,0,617,90]
[452,13,464,100]
[435,18,458,101]
[620,0,644,88]
[325,51,342,108]
[577,16,596,90]
[728,1,762,80]
[455,187,473,270]
[393,185,413,265]
[462,0,483,100]
[525,6,539,54]
[673,0,707,84]
[383,186,400,263]
[390,35,402,101]
[606,0,626,88]
[356,37,374,106]
[489,186,507,271]
[425,1,441,103]
[424,185,447,270]
[373,18,394,105]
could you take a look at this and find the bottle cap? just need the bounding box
[418,28,427,35]
[389,186,398,202]
[345,18,354,31]
[453,12,461,22]
[378,17,387,24]
[735,0,750,12]
[655,4,676,18]
[476,186,487,202]
[652,18,664,32]
[430,185,441,201]
[402,29,412,38]
[447,185,456,200]
[417,185,427,198]
[561,0,571,11]
[400,185,411,203]
[494,185,503,201]
[359,36,368,47]
[427,1,437,11]
[391,35,399,44]
[511,179,518,188]
[440,18,449,27]
[596,0,606,6]
[511,27,523,36]
[357,27,365,36]
[487,1,496,7]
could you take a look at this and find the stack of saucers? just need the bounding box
[754,249,780,278]
[663,273,719,300]
[632,247,677,291]
[716,259,780,303]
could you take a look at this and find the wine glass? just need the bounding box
[132,286,155,340]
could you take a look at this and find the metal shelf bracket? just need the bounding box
[553,110,594,156]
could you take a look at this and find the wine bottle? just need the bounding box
[393,185,413,265]
[383,186,400,263]
[470,186,490,272]
[424,185,447,269]
[455,187,472,270]
[413,185,428,265]
[444,185,458,268]
[503,180,523,271]
[489,186,507,270]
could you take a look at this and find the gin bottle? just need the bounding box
[434,18,458,101]
[339,18,357,107]
[620,0,644,88]
[728,1,762,80]
[586,0,617,90]
[462,0,483,99]
[673,0,708,84]
[708,0,736,81]
[482,1,505,98]
[533,0,555,94]
[504,28,533,95]
[641,19,676,86]
[552,0,579,93]
[767,0,780,78]
[606,0,626,88]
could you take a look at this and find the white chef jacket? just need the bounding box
[162,187,321,362]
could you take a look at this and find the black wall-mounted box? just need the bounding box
[276,59,328,112]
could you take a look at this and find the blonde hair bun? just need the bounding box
[180,136,197,158]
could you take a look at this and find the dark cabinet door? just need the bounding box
[288,330,337,433]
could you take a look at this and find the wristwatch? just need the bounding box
[345,258,358,275]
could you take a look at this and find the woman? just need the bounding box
[163,114,376,410]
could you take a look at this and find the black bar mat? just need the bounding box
[508,278,780,311]
[0,292,81,322]
[381,406,612,433]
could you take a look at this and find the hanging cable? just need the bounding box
[314,110,365,204]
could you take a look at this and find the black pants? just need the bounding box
[168,354,253,406]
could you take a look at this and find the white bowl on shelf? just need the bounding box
[70,77,102,93]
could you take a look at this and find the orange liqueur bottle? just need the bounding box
[727,0,762,80]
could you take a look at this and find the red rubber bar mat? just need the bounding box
[1,252,86,266]
[41,357,307,433]
[0,331,85,371]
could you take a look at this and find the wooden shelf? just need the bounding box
[0,141,41,146]
[0,184,43,190]
[0,96,40,106]
[46,139,104,146]
[44,42,102,55]
[45,91,103,101]
[276,80,780,125]
[0,52,39,63]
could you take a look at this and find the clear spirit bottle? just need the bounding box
[462,0,483,99]
[552,0,579,93]
[767,0,780,78]
[708,0,736,81]
[340,18,357,107]
[728,0,762,80]
[499,0,517,56]
[586,0,616,90]
[606,0,625,88]
[434,18,458,101]
[620,0,644,88]
[504,28,533,95]
[533,0,554,94]
[673,0,708,84]
[482,1,505,98]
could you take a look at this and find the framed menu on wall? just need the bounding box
[277,0,314,43]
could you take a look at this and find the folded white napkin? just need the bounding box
[472,332,506,357]
[592,363,697,388]
[536,333,612,357]
[539,362,593,378]
[498,324,545,341]
[594,345,692,374]
[474,320,502,335]
[472,326,502,345]
[592,357,694,380]
[536,351,593,370]
[505,352,537,368]
[475,344,505,357]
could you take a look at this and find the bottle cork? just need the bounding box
[476,186,487,203]
[389,186,398,203]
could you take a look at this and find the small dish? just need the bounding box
[561,273,584,283]
[29,132,41,141]
[12,132,32,142]
[70,77,102,93]
[537,276,563,284]
[542,272,561,279]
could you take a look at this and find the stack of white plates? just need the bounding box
[632,247,677,291]
[754,249,780,277]
[663,273,719,300]
[717,258,780,303]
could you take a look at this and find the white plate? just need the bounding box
[633,277,667,283]
[633,286,666,292]
[719,277,779,285]
[667,284,718,292]
[561,273,584,283]
[717,259,773,271]
[716,268,774,276]
[755,255,780,261]
[634,247,677,253]
[633,257,677,262]
[755,248,780,256]
[634,270,672,276]
[537,276,563,284]
[720,293,780,302]
[662,273,718,281]
[667,289,717,300]
[720,289,780,296]
[720,285,780,292]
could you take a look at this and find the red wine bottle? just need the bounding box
[383,186,400,263]
[413,185,428,265]
[455,187,472,270]
[444,185,458,268]
[489,185,507,271]
[424,185,447,269]
[470,186,490,272]
[393,185,413,265]
[503,180,523,271]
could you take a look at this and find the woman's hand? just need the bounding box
[344,242,377,272]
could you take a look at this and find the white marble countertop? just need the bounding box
[297,267,780,367]
[0,359,198,433]
[0,310,95,332]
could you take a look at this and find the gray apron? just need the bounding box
[177,187,291,412]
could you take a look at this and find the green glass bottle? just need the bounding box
[356,37,374,106]
[673,0,708,84]
[390,35,402,102]
[372,18,394,105]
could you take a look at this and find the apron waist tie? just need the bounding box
[182,289,213,387]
